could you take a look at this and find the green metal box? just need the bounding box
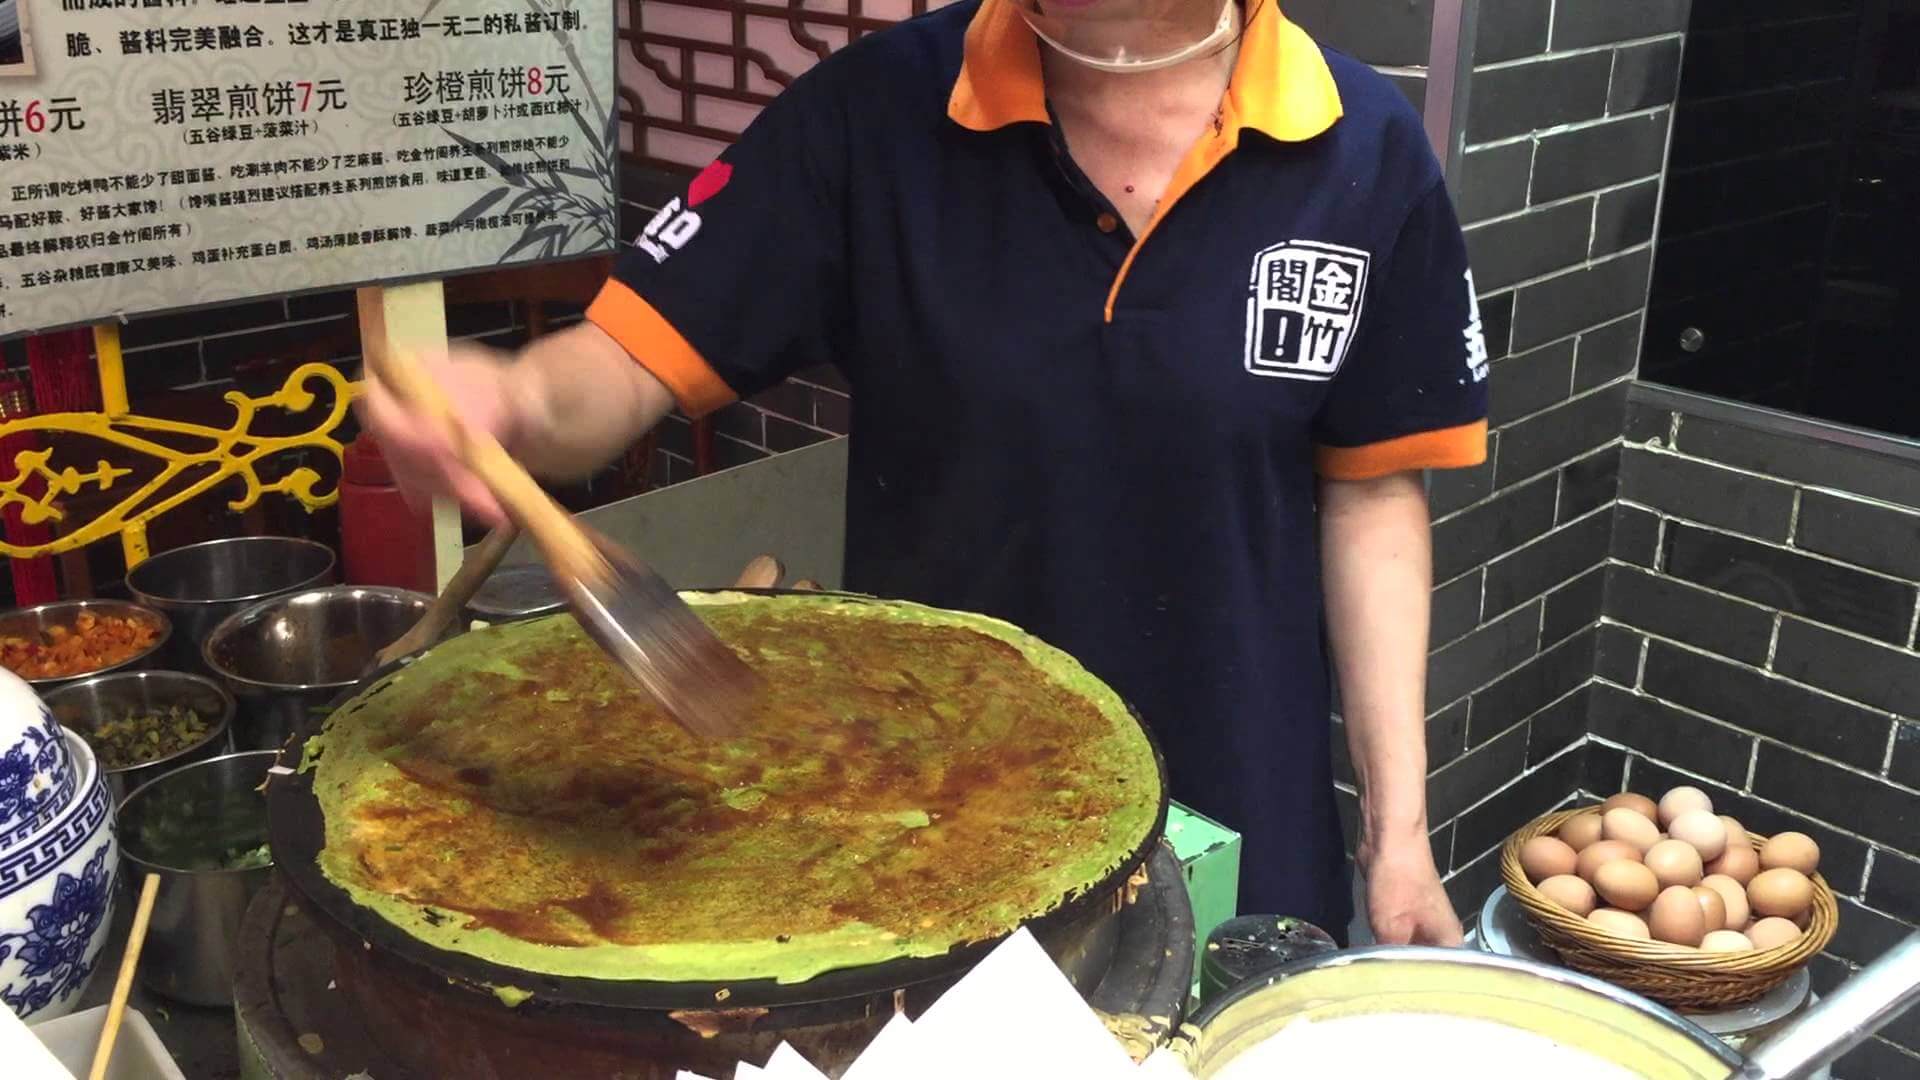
[1164,801,1242,1002]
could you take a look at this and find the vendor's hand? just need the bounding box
[355,342,522,526]
[1360,834,1463,947]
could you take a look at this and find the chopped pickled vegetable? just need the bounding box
[224,843,273,870]
[85,704,211,770]
[129,773,271,872]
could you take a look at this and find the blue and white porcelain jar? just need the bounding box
[0,667,76,847]
[0,728,117,1021]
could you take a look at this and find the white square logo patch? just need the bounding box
[1244,240,1372,382]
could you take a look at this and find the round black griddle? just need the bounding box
[266,587,1172,1015]
[234,841,1195,1079]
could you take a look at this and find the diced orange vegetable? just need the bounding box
[1,612,158,679]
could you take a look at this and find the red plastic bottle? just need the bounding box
[339,432,437,593]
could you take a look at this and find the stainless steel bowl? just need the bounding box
[202,586,433,751]
[118,750,277,1007]
[125,537,336,675]
[42,670,235,805]
[0,599,172,691]
[1174,942,1920,1080]
[1174,947,1739,1077]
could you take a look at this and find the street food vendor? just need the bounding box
[361,0,1488,946]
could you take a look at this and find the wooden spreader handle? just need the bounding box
[367,351,604,588]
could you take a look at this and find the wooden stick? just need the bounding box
[354,283,463,589]
[376,524,520,666]
[89,873,161,1080]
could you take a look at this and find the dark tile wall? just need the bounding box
[1601,390,1920,1077]
[1369,0,1687,915]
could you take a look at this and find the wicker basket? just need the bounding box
[1500,807,1838,1011]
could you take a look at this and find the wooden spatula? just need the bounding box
[365,351,758,738]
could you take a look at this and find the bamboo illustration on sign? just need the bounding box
[447,0,619,263]
[0,363,358,559]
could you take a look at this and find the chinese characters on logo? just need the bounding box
[1244,241,1372,382]
[1462,269,1489,384]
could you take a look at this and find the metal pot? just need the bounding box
[41,670,235,805]
[118,750,278,1007]
[0,598,171,691]
[125,537,336,675]
[202,586,433,751]
[1173,940,1920,1080]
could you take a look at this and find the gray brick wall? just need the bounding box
[1350,0,1688,915]
[1600,390,1920,1077]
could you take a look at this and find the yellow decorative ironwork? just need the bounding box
[92,322,139,565]
[0,363,364,560]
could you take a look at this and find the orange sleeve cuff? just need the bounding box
[1314,420,1488,480]
[585,278,737,419]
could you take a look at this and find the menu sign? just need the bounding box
[0,0,617,337]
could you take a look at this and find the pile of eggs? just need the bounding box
[1518,786,1822,952]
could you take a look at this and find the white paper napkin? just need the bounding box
[2,1007,76,1080]
[839,1011,918,1080]
[762,1042,831,1079]
[674,928,1197,1080]
[902,927,1142,1079]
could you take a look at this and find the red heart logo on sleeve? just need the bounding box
[687,160,733,208]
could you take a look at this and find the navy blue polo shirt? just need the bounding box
[588,0,1489,933]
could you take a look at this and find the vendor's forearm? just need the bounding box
[1319,471,1434,849]
[506,321,679,481]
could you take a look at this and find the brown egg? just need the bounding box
[1748,868,1815,919]
[1706,842,1760,885]
[1645,839,1705,889]
[1587,908,1651,940]
[1649,885,1707,946]
[1657,786,1714,829]
[1701,930,1754,953]
[1792,907,1814,931]
[1603,808,1663,854]
[1538,874,1598,917]
[1577,840,1643,881]
[1600,792,1659,821]
[1720,816,1751,854]
[1748,917,1802,951]
[1691,885,1727,933]
[1557,812,1605,852]
[1668,810,1728,862]
[1701,874,1751,931]
[1760,832,1821,876]
[1520,836,1580,883]
[1594,860,1661,912]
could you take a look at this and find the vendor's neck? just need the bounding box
[1041,41,1241,235]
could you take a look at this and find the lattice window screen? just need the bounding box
[618,0,961,174]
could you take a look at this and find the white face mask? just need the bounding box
[1017,0,1243,75]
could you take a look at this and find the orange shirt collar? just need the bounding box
[947,0,1343,142]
